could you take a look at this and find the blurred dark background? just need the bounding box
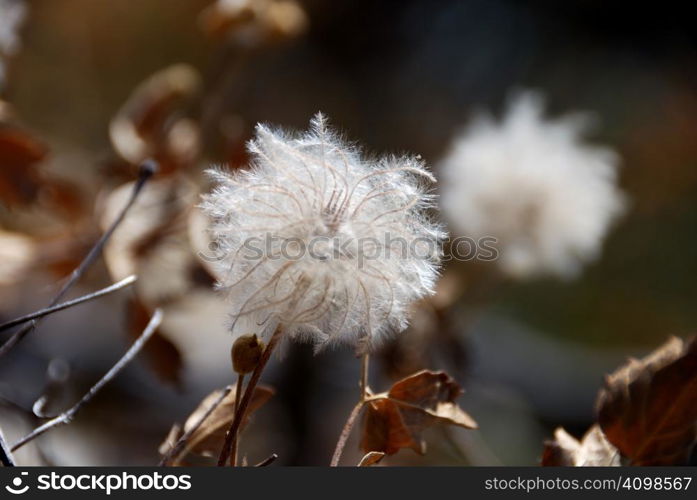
[0,0,695,465]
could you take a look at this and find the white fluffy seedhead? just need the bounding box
[439,92,626,279]
[201,113,443,350]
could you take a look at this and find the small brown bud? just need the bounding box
[231,334,265,374]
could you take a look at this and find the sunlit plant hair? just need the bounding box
[200,113,443,350]
[439,91,626,279]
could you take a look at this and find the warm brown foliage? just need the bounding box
[160,384,275,465]
[596,336,697,465]
[200,0,307,44]
[361,370,477,455]
[542,336,697,466]
[357,451,385,467]
[0,105,47,208]
[100,176,204,305]
[109,65,201,175]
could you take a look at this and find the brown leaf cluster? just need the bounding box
[1,100,89,217]
[99,169,223,385]
[110,65,201,176]
[543,336,697,466]
[160,385,274,466]
[597,336,697,465]
[0,103,90,286]
[200,0,307,45]
[357,451,385,467]
[361,370,477,456]
[0,118,46,208]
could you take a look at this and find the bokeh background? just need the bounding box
[0,0,695,465]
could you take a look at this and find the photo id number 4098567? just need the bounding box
[618,476,692,491]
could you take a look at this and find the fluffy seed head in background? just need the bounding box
[200,113,443,350]
[439,91,626,279]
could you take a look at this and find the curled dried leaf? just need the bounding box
[0,110,48,207]
[200,0,307,45]
[160,384,274,465]
[541,425,620,466]
[357,451,385,467]
[100,176,202,306]
[109,65,201,174]
[101,177,225,381]
[159,423,182,456]
[361,370,477,456]
[596,336,697,465]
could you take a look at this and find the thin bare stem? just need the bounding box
[159,384,233,466]
[0,427,15,466]
[0,160,157,359]
[330,401,365,467]
[0,276,137,333]
[10,309,163,452]
[330,353,370,467]
[233,375,245,416]
[217,326,283,467]
[360,353,370,398]
[254,453,278,467]
[230,373,245,467]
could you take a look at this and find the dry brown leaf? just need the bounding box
[33,231,96,278]
[101,177,229,384]
[100,176,201,305]
[159,423,182,456]
[109,65,201,175]
[127,298,183,387]
[200,0,307,45]
[39,178,86,222]
[0,118,48,208]
[357,451,385,467]
[0,229,36,286]
[161,384,275,465]
[596,336,697,465]
[541,425,620,466]
[0,102,87,219]
[361,370,477,456]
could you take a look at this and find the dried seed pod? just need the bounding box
[231,334,264,374]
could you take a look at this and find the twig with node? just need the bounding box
[218,327,282,466]
[330,353,371,466]
[0,160,157,358]
[10,308,163,452]
[0,160,158,464]
[0,276,137,333]
[0,427,15,466]
[158,384,234,466]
